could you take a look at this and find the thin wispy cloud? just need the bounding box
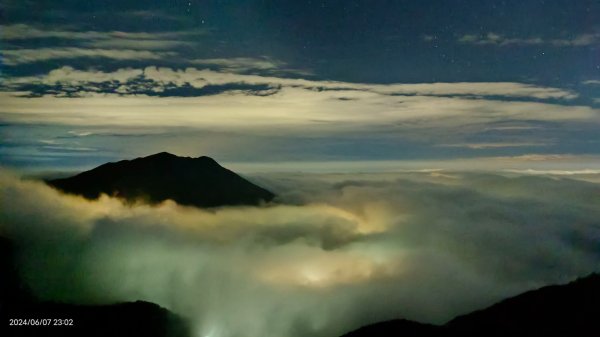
[0,23,204,41]
[0,23,207,65]
[438,142,549,149]
[457,32,600,47]
[1,48,177,65]
[86,39,192,50]
[191,57,285,71]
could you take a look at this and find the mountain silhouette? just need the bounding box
[47,152,275,208]
[445,273,600,336]
[340,273,600,337]
[341,319,440,337]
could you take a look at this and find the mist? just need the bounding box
[1,169,599,337]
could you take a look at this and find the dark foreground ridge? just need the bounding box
[3,301,189,337]
[47,152,275,208]
[0,237,189,337]
[340,273,600,337]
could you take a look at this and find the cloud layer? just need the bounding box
[1,67,593,133]
[1,65,598,169]
[2,169,599,337]
[3,65,579,99]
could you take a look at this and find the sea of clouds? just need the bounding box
[1,169,599,337]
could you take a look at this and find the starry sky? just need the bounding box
[1,0,600,171]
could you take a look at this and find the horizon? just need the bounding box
[9,151,600,176]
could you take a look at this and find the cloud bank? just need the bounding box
[3,65,595,167]
[1,67,591,133]
[1,169,599,337]
[3,66,579,100]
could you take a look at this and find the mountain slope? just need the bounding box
[340,273,600,337]
[446,273,600,336]
[3,300,190,337]
[47,152,275,208]
[341,319,440,337]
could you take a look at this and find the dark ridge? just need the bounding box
[0,237,34,307]
[146,151,179,159]
[339,273,600,337]
[2,300,189,337]
[340,319,441,337]
[46,153,275,208]
[445,273,600,337]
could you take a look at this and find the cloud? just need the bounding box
[86,39,191,50]
[1,169,600,337]
[0,24,302,77]
[7,66,144,85]
[0,67,593,165]
[40,145,97,153]
[67,131,94,137]
[438,142,549,149]
[0,24,200,41]
[0,82,593,130]
[190,57,286,72]
[457,32,600,47]
[505,169,600,175]
[0,70,596,165]
[4,66,579,100]
[225,154,600,175]
[136,67,578,100]
[0,24,206,65]
[1,48,177,65]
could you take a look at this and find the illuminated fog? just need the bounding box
[2,169,599,337]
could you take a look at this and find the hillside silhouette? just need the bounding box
[47,152,275,208]
[341,273,600,337]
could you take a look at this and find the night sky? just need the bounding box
[1,0,599,170]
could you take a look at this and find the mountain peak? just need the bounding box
[194,155,219,163]
[47,153,275,207]
[139,152,219,164]
[147,151,178,158]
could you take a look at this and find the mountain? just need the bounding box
[341,319,440,337]
[445,273,600,337]
[339,273,600,337]
[3,300,190,337]
[47,152,275,208]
